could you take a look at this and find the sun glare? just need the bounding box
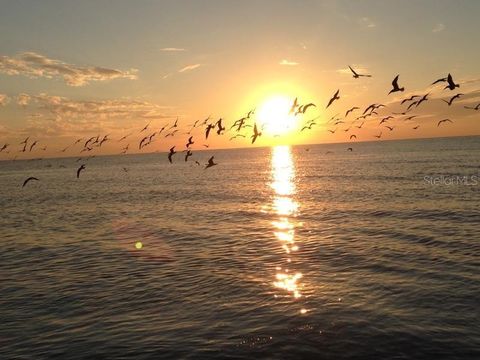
[257,96,298,136]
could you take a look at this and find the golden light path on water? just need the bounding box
[270,145,306,314]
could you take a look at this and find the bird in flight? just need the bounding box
[327,128,337,134]
[205,156,217,169]
[0,143,8,152]
[350,134,357,140]
[289,97,299,114]
[300,103,316,114]
[77,164,86,178]
[464,103,480,110]
[404,115,417,121]
[385,125,395,131]
[184,150,193,162]
[401,95,420,105]
[347,147,353,151]
[345,107,359,117]
[140,122,150,133]
[415,93,429,108]
[251,123,262,144]
[374,132,382,139]
[118,133,132,142]
[216,118,225,135]
[348,65,372,78]
[444,74,459,91]
[186,136,194,148]
[412,125,420,130]
[431,76,448,85]
[22,176,39,187]
[443,93,463,106]
[355,122,364,129]
[388,75,405,94]
[437,118,453,127]
[205,123,215,139]
[168,146,176,163]
[326,90,340,108]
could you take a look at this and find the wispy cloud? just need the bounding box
[0,94,9,106]
[160,47,186,52]
[16,93,30,106]
[359,17,376,28]
[279,59,299,66]
[432,23,445,33]
[178,64,201,73]
[0,52,138,86]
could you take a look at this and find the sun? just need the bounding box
[257,95,299,136]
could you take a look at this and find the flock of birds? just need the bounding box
[1,65,479,188]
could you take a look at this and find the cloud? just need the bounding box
[0,52,138,86]
[160,47,186,52]
[359,17,376,28]
[178,64,201,73]
[0,94,9,106]
[17,93,31,106]
[279,59,299,66]
[432,23,445,33]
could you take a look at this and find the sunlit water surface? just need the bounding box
[1,136,479,359]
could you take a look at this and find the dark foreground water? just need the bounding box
[1,136,479,359]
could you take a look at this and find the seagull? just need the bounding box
[301,103,316,114]
[20,137,29,145]
[374,132,382,139]
[401,95,420,104]
[205,124,215,139]
[139,136,149,149]
[22,176,39,187]
[437,118,453,127]
[407,101,419,110]
[118,133,132,142]
[327,128,337,134]
[464,103,480,110]
[350,134,357,140]
[415,93,429,108]
[186,136,194,148]
[168,146,176,163]
[385,125,395,131]
[412,125,420,130]
[0,143,8,152]
[348,65,372,78]
[205,156,217,169]
[216,118,225,135]
[140,122,150,133]
[444,74,459,90]
[77,164,86,178]
[121,144,129,154]
[29,140,38,152]
[289,97,299,114]
[443,93,463,106]
[251,123,262,144]
[347,147,353,151]
[184,150,193,162]
[326,90,340,108]
[388,75,405,94]
[404,115,417,121]
[432,76,448,85]
[379,116,393,125]
[195,160,201,166]
[345,107,359,117]
[355,122,364,129]
[169,117,178,130]
[229,134,246,140]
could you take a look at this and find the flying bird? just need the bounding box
[385,125,395,131]
[186,136,194,148]
[388,75,405,94]
[77,164,86,178]
[374,132,382,139]
[415,93,429,108]
[412,125,420,130]
[301,103,316,114]
[140,122,150,133]
[345,107,359,117]
[289,97,299,114]
[326,90,340,108]
[216,118,225,135]
[444,74,459,90]
[168,146,176,163]
[350,135,357,140]
[184,150,193,162]
[205,156,217,169]
[22,176,39,188]
[464,103,480,110]
[205,124,215,139]
[437,118,453,127]
[431,76,448,85]
[401,95,420,104]
[347,147,353,152]
[443,93,463,106]
[348,65,372,78]
[251,123,262,144]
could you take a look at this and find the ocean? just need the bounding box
[1,136,479,359]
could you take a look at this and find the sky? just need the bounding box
[0,0,479,159]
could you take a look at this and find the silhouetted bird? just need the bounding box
[443,93,463,106]
[348,65,372,78]
[401,95,420,104]
[374,132,382,139]
[168,146,176,163]
[347,147,353,151]
[205,156,217,169]
[77,164,86,178]
[205,124,215,139]
[464,103,480,110]
[415,93,429,108]
[326,90,340,108]
[444,74,459,90]
[412,125,420,130]
[437,119,453,127]
[345,107,359,117]
[289,97,298,114]
[140,122,150,133]
[184,150,193,162]
[388,75,404,94]
[350,135,357,139]
[186,136,194,148]
[216,119,225,135]
[22,176,39,187]
[251,123,262,144]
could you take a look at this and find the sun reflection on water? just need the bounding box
[270,145,305,308]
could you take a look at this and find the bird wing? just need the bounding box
[348,65,358,76]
